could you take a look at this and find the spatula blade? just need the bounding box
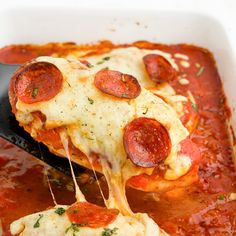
[0,63,81,175]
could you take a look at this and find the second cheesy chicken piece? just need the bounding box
[10,203,169,236]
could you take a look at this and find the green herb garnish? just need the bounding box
[191,102,198,112]
[96,57,111,65]
[87,63,94,68]
[102,227,119,236]
[121,93,129,98]
[88,97,94,104]
[55,207,66,215]
[33,214,43,228]
[82,186,89,193]
[65,223,80,236]
[195,63,205,77]
[65,223,85,236]
[218,195,225,200]
[142,107,148,115]
[50,178,63,186]
[103,56,110,61]
[195,63,201,68]
[196,66,205,77]
[32,87,39,98]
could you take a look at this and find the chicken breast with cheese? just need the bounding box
[10,204,168,236]
[9,46,201,236]
[9,48,200,200]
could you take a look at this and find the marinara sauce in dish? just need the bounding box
[0,41,235,235]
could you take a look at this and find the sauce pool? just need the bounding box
[0,41,235,235]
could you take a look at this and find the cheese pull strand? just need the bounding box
[86,155,107,206]
[38,143,58,206]
[60,132,86,202]
[99,158,133,216]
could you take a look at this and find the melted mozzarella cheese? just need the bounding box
[68,47,179,90]
[60,132,86,202]
[164,148,192,180]
[11,47,192,236]
[10,205,168,236]
[15,56,188,213]
[81,48,190,123]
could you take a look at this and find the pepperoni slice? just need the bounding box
[66,202,119,228]
[143,54,177,83]
[94,69,141,99]
[127,138,200,192]
[123,117,171,168]
[14,61,63,104]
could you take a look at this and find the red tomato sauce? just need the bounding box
[0,41,235,235]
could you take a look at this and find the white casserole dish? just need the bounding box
[0,2,236,235]
[0,0,235,145]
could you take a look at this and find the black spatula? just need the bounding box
[0,62,82,175]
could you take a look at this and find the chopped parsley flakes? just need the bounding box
[196,66,205,77]
[195,63,205,77]
[103,56,111,61]
[195,63,201,68]
[191,102,198,112]
[102,227,119,236]
[32,87,39,98]
[50,178,63,186]
[97,56,111,65]
[142,107,148,115]
[218,195,225,200]
[121,93,129,98]
[55,207,66,215]
[33,214,43,228]
[87,63,94,68]
[88,97,94,104]
[65,223,83,236]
